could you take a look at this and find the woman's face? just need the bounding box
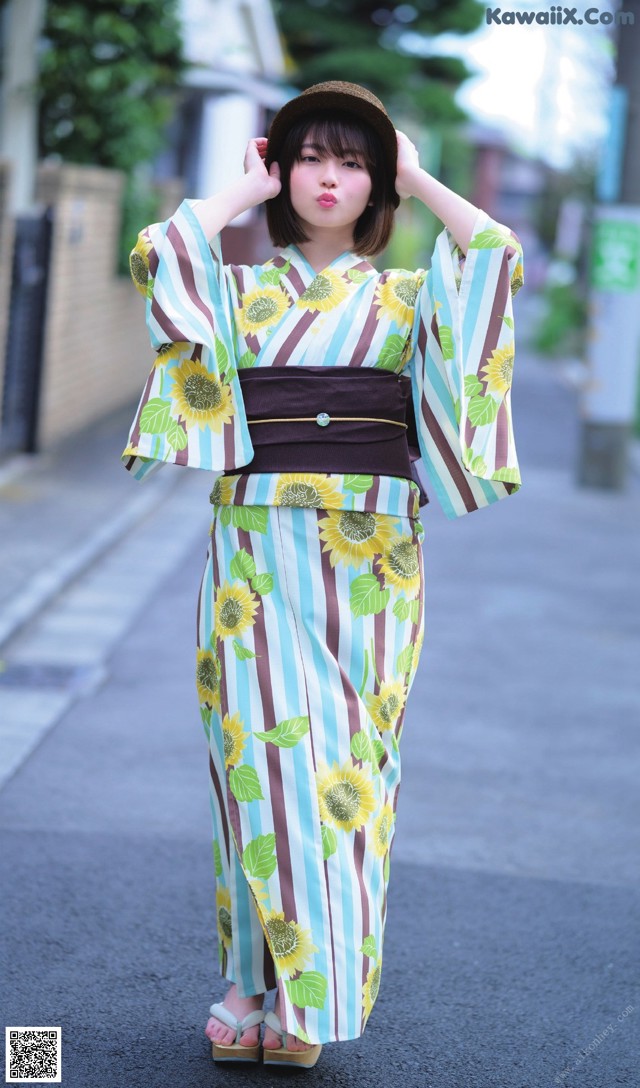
[288,127,373,239]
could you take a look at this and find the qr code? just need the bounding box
[5,1028,61,1083]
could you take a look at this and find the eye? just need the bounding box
[344,160,362,169]
[301,154,319,163]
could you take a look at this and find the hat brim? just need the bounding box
[266,88,400,208]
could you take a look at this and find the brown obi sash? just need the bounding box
[222,366,429,509]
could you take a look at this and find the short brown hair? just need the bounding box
[265,111,396,258]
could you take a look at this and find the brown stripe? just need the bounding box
[364,476,381,513]
[350,293,381,367]
[166,219,215,333]
[282,264,307,297]
[495,398,509,469]
[277,308,317,360]
[465,249,510,448]
[416,314,478,514]
[231,264,262,358]
[129,366,157,449]
[209,531,232,862]
[353,828,370,1015]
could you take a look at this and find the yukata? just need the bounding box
[122,198,524,1045]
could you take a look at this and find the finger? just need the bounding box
[269,161,280,178]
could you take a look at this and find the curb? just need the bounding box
[0,467,185,652]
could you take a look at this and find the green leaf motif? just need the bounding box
[200,705,212,727]
[469,227,522,255]
[230,548,256,582]
[213,839,223,877]
[350,573,390,618]
[469,454,487,476]
[393,597,411,621]
[220,505,232,526]
[409,598,421,624]
[343,473,374,494]
[243,833,277,879]
[501,314,514,330]
[238,350,257,368]
[467,394,499,428]
[491,466,521,483]
[285,971,328,1010]
[229,506,269,533]
[371,738,386,765]
[215,336,229,374]
[321,824,337,860]
[351,730,373,763]
[454,397,461,425]
[376,333,407,371]
[250,573,274,595]
[348,268,368,283]
[253,716,310,749]
[438,325,455,361]
[360,934,378,959]
[140,397,171,434]
[464,374,483,397]
[229,765,264,802]
[260,267,282,286]
[396,645,413,677]
[391,734,400,754]
[166,419,188,450]
[233,639,257,660]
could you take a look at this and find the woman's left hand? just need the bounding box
[395,130,422,199]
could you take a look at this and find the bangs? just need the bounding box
[295,114,376,168]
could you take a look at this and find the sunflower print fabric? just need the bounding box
[122,198,524,518]
[124,195,524,1045]
[198,493,425,1044]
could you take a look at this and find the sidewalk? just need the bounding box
[0,343,638,1086]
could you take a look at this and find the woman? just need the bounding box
[123,81,524,1068]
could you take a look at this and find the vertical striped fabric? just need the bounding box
[197,484,425,1044]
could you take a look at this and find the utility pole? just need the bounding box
[578,1,640,490]
[0,0,45,213]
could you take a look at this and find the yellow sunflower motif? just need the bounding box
[480,343,514,397]
[316,760,377,832]
[235,286,290,336]
[411,630,425,677]
[249,879,270,905]
[168,358,235,432]
[366,679,407,734]
[362,960,382,1018]
[209,474,238,507]
[221,712,249,768]
[296,270,349,312]
[510,260,524,296]
[374,274,420,326]
[371,803,395,857]
[214,581,260,639]
[129,234,153,296]
[216,886,233,949]
[377,537,421,597]
[263,909,319,975]
[195,648,221,710]
[273,473,345,509]
[318,510,397,569]
[153,341,191,368]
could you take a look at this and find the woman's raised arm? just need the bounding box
[191,137,281,241]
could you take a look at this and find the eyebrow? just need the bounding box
[300,142,364,157]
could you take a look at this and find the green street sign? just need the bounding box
[591,219,640,291]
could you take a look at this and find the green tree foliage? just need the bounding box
[274,0,484,124]
[38,0,185,173]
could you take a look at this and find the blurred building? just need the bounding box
[0,0,291,457]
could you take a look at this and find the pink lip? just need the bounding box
[317,195,337,206]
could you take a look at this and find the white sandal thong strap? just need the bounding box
[263,1010,286,1046]
[209,1002,265,1044]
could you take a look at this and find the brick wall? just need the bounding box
[34,163,184,449]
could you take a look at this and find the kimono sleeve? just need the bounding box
[408,208,524,519]
[121,198,254,481]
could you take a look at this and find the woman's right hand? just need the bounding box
[244,137,281,203]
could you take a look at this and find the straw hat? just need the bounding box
[265,81,400,207]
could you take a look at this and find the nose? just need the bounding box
[319,158,338,186]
